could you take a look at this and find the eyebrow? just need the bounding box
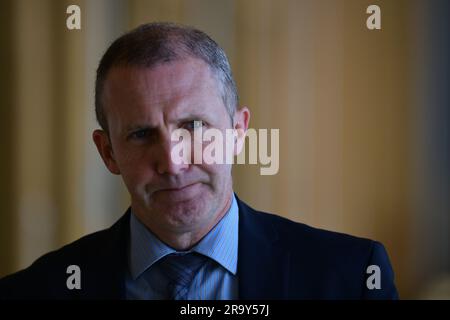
[125,124,157,132]
[178,108,215,121]
[176,114,210,124]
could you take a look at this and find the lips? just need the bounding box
[162,182,199,192]
[153,182,202,201]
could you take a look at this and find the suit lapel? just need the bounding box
[236,197,291,299]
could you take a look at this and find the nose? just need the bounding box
[155,136,189,176]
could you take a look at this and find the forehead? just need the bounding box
[102,58,224,126]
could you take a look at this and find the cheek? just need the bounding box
[197,162,232,188]
[114,141,146,167]
[196,133,233,185]
[195,128,235,164]
[114,147,155,185]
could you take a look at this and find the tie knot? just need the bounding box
[158,252,207,299]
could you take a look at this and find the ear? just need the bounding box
[233,106,250,155]
[92,129,121,175]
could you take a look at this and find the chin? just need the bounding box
[160,197,212,229]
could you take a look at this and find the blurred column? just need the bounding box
[411,0,450,298]
[11,0,59,269]
[52,0,86,245]
[0,0,17,276]
[233,0,347,229]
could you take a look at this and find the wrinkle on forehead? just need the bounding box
[107,57,217,97]
[102,58,226,134]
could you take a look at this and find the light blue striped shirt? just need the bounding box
[125,193,239,300]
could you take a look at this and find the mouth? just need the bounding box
[162,182,199,192]
[153,182,202,201]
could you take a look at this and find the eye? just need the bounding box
[185,120,205,130]
[130,129,149,140]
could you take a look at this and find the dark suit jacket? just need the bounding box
[0,196,398,299]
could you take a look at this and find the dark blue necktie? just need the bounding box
[159,252,207,300]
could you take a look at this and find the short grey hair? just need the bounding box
[95,22,239,132]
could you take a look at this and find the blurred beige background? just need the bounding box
[0,0,448,299]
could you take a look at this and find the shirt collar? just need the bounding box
[129,193,239,280]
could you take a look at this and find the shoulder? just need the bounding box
[238,198,375,254]
[0,213,129,299]
[253,209,389,268]
[237,198,398,299]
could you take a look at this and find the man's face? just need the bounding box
[93,58,248,244]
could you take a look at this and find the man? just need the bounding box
[0,22,398,299]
